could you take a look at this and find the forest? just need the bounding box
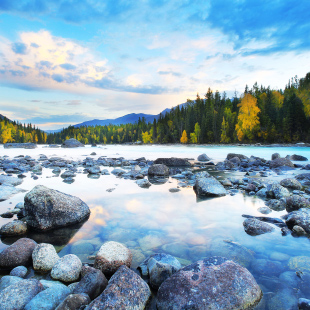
[1,72,310,145]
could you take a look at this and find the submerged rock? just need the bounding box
[288,256,310,273]
[156,257,262,310]
[61,138,84,148]
[194,175,227,197]
[94,241,132,276]
[243,218,275,236]
[87,265,151,309]
[24,185,90,231]
[0,238,37,269]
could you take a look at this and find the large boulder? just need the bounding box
[61,138,84,148]
[24,185,90,231]
[51,254,82,282]
[285,208,310,234]
[266,183,290,199]
[87,265,151,309]
[0,238,37,269]
[148,164,169,176]
[194,175,227,197]
[32,243,59,272]
[286,154,308,161]
[138,253,182,290]
[270,157,295,169]
[197,154,211,161]
[280,178,303,190]
[0,279,43,310]
[272,153,281,160]
[73,265,108,300]
[226,153,248,161]
[285,195,310,212]
[243,218,275,236]
[4,143,37,149]
[154,157,191,166]
[94,241,132,276]
[156,257,262,310]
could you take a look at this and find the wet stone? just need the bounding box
[51,254,82,282]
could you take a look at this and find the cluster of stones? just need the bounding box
[0,235,263,309]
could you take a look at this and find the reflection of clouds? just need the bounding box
[126,199,143,213]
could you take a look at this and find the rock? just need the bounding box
[4,143,37,149]
[286,195,310,212]
[32,243,59,272]
[251,258,284,276]
[194,175,227,197]
[0,185,25,201]
[71,241,94,255]
[94,241,132,276]
[257,206,272,214]
[55,293,91,310]
[269,252,290,262]
[288,256,310,273]
[0,279,43,310]
[243,218,275,236]
[299,298,310,309]
[24,185,90,230]
[226,153,248,161]
[280,178,303,190]
[60,171,76,178]
[61,138,84,148]
[270,157,295,168]
[0,220,27,236]
[197,154,211,161]
[221,178,232,186]
[51,254,82,282]
[87,265,151,309]
[272,153,281,160]
[268,288,297,310]
[135,178,151,188]
[293,225,307,236]
[156,257,262,310]
[148,164,169,176]
[287,154,308,161]
[266,199,286,211]
[73,265,108,300]
[25,283,70,310]
[285,208,310,234]
[0,238,37,269]
[139,253,181,289]
[10,266,28,278]
[0,175,23,186]
[88,166,101,174]
[39,280,65,290]
[169,187,180,193]
[154,157,191,166]
[0,275,23,290]
[266,182,290,199]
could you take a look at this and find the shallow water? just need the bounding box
[1,144,310,309]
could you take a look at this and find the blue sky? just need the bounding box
[0,0,310,129]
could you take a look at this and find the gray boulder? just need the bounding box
[4,143,37,149]
[243,218,275,236]
[156,257,262,310]
[285,195,310,212]
[272,153,281,160]
[61,138,84,148]
[194,175,227,197]
[94,241,132,276]
[87,265,151,309]
[148,164,169,176]
[60,171,76,178]
[73,265,108,300]
[154,157,191,166]
[88,166,100,174]
[266,183,290,199]
[10,266,28,278]
[286,154,308,161]
[270,157,294,168]
[0,275,23,290]
[32,243,59,272]
[135,178,151,188]
[0,238,37,269]
[227,153,248,161]
[0,220,27,236]
[25,283,70,310]
[51,254,82,282]
[280,178,302,190]
[55,293,91,310]
[0,279,43,310]
[139,253,181,289]
[24,185,90,231]
[285,208,310,234]
[197,154,211,161]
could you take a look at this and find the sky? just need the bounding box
[0,0,310,130]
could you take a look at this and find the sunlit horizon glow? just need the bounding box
[0,1,309,129]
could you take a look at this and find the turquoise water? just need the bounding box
[1,144,310,309]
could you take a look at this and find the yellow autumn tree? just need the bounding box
[235,93,260,141]
[142,131,152,144]
[272,91,284,109]
[180,130,188,143]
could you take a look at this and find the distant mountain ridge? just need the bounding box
[45,103,187,133]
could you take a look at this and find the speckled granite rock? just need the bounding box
[32,243,59,272]
[0,279,43,310]
[156,257,262,310]
[24,185,90,231]
[73,265,108,300]
[148,164,169,176]
[87,265,151,309]
[55,293,91,310]
[286,195,310,212]
[10,266,28,278]
[270,157,294,168]
[194,175,227,197]
[94,241,132,276]
[0,220,27,236]
[280,178,303,190]
[51,254,82,282]
[61,138,84,148]
[0,275,23,291]
[285,208,310,234]
[243,218,275,236]
[0,238,37,269]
